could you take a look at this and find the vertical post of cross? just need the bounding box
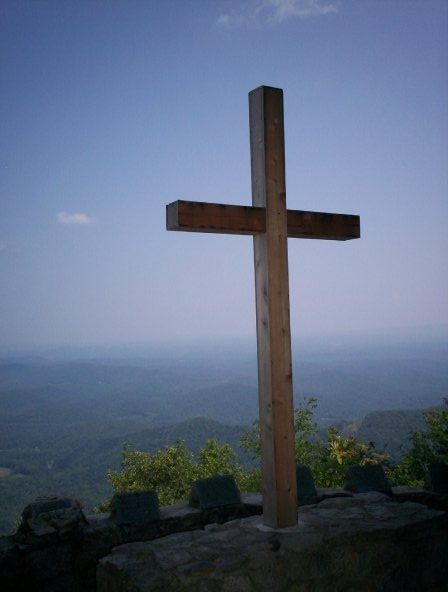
[249,86,297,528]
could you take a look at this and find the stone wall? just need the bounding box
[97,492,448,592]
[0,487,446,592]
[0,493,262,592]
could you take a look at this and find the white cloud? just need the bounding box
[217,0,338,26]
[216,14,231,25]
[57,212,95,225]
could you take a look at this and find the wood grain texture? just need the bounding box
[287,210,360,240]
[166,200,360,240]
[166,200,265,235]
[250,86,298,528]
[165,85,361,529]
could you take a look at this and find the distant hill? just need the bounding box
[1,349,447,431]
[294,354,447,424]
[168,382,258,425]
[51,416,250,479]
[0,415,248,535]
[1,339,446,534]
[353,408,427,460]
[127,416,249,454]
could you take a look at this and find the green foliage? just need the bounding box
[388,398,448,484]
[100,438,261,510]
[319,428,387,487]
[102,397,389,509]
[2,350,447,533]
[107,441,195,505]
[94,397,448,514]
[240,397,387,488]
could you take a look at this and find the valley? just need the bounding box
[0,335,446,534]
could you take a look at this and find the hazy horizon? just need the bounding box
[1,1,447,348]
[1,323,447,361]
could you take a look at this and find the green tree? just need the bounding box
[107,441,196,505]
[97,397,399,512]
[388,398,448,485]
[196,439,260,492]
[95,438,260,512]
[240,397,386,488]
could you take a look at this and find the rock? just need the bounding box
[0,537,21,590]
[240,492,262,511]
[18,495,87,541]
[425,463,448,494]
[296,464,317,503]
[189,475,241,509]
[97,494,448,591]
[73,515,123,592]
[315,487,353,500]
[110,491,160,526]
[392,485,448,512]
[345,464,392,495]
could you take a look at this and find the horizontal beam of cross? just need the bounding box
[166,200,360,240]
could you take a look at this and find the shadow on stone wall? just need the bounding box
[0,466,447,592]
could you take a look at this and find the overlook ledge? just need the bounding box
[97,492,447,592]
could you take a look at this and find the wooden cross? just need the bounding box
[166,86,360,528]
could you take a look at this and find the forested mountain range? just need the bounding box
[0,336,446,534]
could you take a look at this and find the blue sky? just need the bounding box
[1,0,447,347]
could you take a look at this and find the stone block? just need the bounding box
[18,495,86,540]
[296,464,317,503]
[27,543,73,582]
[0,537,22,591]
[97,495,448,591]
[425,463,448,494]
[345,464,392,495]
[189,475,241,509]
[110,491,160,526]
